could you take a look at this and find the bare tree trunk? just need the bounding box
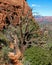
[13,35,19,54]
[19,20,24,52]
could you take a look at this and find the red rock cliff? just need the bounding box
[0,0,33,30]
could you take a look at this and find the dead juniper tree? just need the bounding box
[17,10,40,53]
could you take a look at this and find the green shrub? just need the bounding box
[24,46,52,65]
[0,46,12,64]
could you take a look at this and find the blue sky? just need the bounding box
[27,0,52,16]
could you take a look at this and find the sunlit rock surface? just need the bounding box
[0,0,33,30]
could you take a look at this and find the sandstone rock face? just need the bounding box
[0,0,33,30]
[8,51,23,65]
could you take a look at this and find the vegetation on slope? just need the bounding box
[24,46,52,65]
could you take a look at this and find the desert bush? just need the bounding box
[24,46,52,65]
[0,46,12,64]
